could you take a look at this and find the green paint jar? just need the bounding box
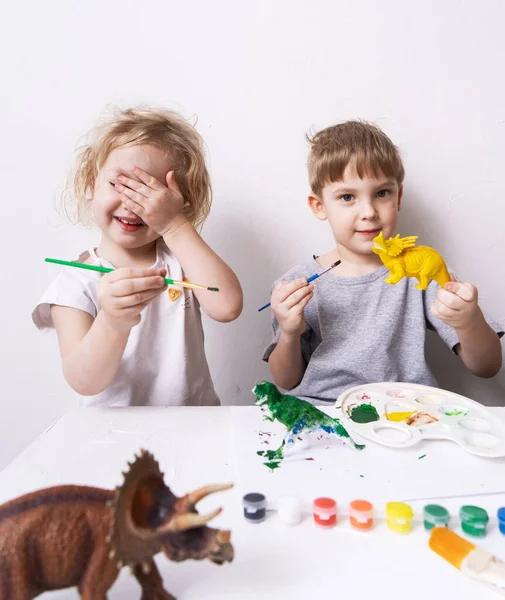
[459,505,489,538]
[423,504,450,532]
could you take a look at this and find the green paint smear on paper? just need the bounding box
[349,403,380,423]
[418,454,427,460]
[253,381,365,470]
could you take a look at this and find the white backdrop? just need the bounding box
[1,0,504,469]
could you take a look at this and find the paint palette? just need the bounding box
[336,382,505,457]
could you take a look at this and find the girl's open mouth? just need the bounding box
[114,216,144,232]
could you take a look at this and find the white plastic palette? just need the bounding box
[336,382,505,457]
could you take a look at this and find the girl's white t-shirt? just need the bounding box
[32,240,220,407]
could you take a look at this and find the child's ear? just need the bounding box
[397,185,404,211]
[308,194,327,221]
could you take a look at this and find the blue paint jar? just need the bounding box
[498,507,505,535]
[243,493,266,523]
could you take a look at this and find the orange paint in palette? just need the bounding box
[349,500,374,531]
[313,497,337,528]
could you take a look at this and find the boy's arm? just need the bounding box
[431,280,503,378]
[268,332,307,390]
[162,218,243,323]
[51,307,130,395]
[453,312,502,377]
[266,278,314,390]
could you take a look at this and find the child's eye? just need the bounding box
[340,194,354,202]
[376,189,390,198]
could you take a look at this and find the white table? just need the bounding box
[0,406,504,600]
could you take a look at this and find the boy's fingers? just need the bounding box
[274,278,309,303]
[431,299,451,320]
[436,288,462,310]
[443,281,477,302]
[282,285,313,311]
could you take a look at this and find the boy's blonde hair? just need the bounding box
[307,120,405,196]
[64,106,212,228]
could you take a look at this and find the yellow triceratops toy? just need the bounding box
[372,232,451,290]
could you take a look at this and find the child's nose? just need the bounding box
[360,200,378,219]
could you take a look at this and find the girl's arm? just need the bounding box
[114,169,243,323]
[51,307,130,395]
[51,267,167,395]
[162,219,243,322]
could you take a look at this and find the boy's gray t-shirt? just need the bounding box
[263,258,503,405]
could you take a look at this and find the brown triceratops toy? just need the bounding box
[0,450,234,599]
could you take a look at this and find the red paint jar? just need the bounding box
[312,497,337,528]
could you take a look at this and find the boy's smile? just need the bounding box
[308,161,403,266]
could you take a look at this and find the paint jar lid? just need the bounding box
[386,502,413,520]
[460,505,489,524]
[498,507,505,522]
[349,500,373,521]
[278,495,302,513]
[313,497,337,515]
[423,504,450,525]
[350,500,373,512]
[243,493,266,509]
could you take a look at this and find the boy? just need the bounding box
[263,121,503,405]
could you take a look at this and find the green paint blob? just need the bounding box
[349,403,380,423]
[418,454,427,460]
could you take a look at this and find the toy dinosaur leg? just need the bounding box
[416,269,431,290]
[385,264,406,285]
[0,555,39,600]
[78,551,119,600]
[135,560,176,600]
[433,265,450,288]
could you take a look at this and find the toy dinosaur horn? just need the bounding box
[184,483,233,510]
[217,530,231,544]
[166,507,223,532]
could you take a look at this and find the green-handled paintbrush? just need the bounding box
[45,258,219,292]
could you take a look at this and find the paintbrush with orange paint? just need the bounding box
[429,527,505,593]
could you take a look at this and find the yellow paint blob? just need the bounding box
[386,502,414,534]
[384,411,415,422]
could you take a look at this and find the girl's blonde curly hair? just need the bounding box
[63,106,212,229]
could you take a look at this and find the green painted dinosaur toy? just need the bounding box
[372,232,451,291]
[253,381,365,469]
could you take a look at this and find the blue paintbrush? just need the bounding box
[258,260,341,312]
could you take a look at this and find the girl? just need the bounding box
[33,107,243,407]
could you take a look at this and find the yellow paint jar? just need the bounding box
[386,502,414,534]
